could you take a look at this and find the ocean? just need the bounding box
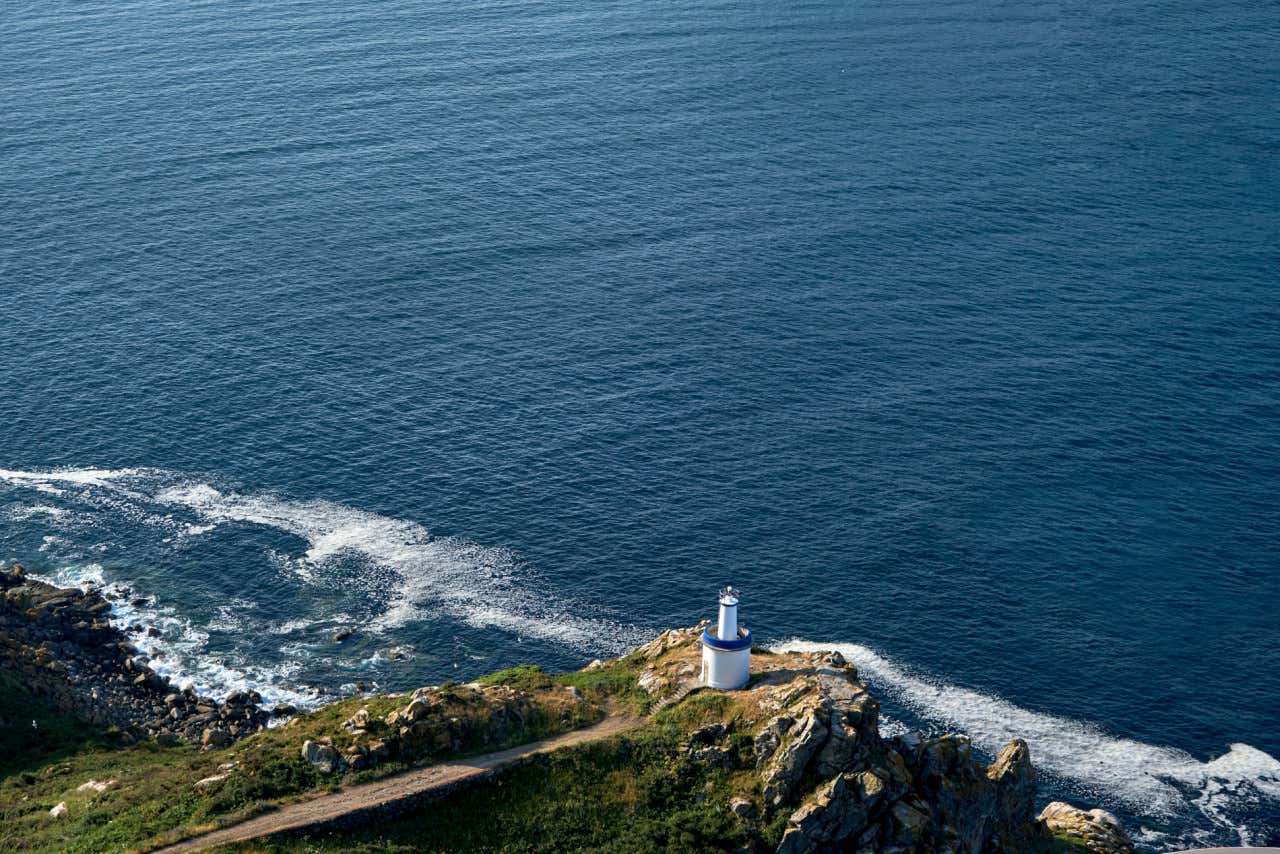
[2,0,1277,848]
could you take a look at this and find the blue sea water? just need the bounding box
[2,0,1278,847]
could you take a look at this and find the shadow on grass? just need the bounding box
[0,668,117,782]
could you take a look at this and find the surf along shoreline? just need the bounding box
[1,563,1142,854]
[0,564,284,749]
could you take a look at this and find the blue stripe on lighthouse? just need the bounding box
[702,626,752,651]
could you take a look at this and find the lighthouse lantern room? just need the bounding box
[700,586,752,689]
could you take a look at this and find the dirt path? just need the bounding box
[151,714,641,853]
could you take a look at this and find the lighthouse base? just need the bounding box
[699,625,752,690]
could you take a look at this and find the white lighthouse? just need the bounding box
[700,586,752,690]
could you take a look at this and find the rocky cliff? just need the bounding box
[628,625,1134,854]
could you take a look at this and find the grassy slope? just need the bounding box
[1033,836,1096,854]
[227,692,761,854]
[220,653,1097,854]
[0,661,628,854]
[2,647,1092,854]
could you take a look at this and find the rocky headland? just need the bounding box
[0,566,1135,853]
[625,625,1135,854]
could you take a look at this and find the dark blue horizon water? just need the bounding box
[2,0,1278,848]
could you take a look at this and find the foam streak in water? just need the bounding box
[152,482,643,652]
[0,467,644,655]
[0,467,141,493]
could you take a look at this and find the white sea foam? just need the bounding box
[7,504,69,520]
[0,468,142,488]
[268,619,314,635]
[28,562,321,708]
[773,640,1280,845]
[2,467,644,654]
[153,482,645,653]
[39,534,70,552]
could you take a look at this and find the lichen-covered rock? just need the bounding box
[201,727,232,749]
[754,714,795,768]
[727,648,1050,854]
[307,676,598,776]
[636,667,668,697]
[777,773,870,853]
[1039,801,1135,854]
[762,710,828,808]
[193,773,229,790]
[301,739,342,773]
[632,623,706,661]
[730,796,757,819]
[343,708,370,732]
[401,696,435,723]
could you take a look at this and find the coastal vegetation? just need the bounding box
[0,648,614,852]
[235,693,758,853]
[0,567,1131,854]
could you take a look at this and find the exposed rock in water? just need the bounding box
[0,563,269,747]
[1039,801,1135,854]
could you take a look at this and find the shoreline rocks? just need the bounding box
[753,652,1046,853]
[1,575,1138,853]
[637,629,1135,854]
[0,563,268,747]
[1039,801,1135,853]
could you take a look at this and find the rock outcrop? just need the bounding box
[1,577,1137,854]
[0,563,269,746]
[291,678,598,775]
[633,629,1131,854]
[751,652,1044,853]
[1039,801,1135,853]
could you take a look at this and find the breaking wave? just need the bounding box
[774,640,1280,849]
[30,561,320,709]
[5,468,1276,849]
[0,467,642,653]
[152,480,643,650]
[0,466,647,702]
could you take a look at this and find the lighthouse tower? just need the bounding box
[700,586,752,689]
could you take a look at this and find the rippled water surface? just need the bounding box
[2,0,1278,847]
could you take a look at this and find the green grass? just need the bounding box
[558,665,650,716]
[0,659,625,854]
[0,689,409,854]
[227,686,765,854]
[473,664,555,692]
[478,658,650,717]
[227,720,757,854]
